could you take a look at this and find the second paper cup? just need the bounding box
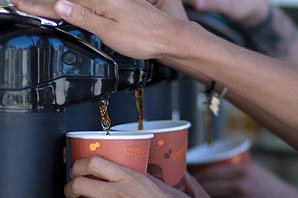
[111,120,191,191]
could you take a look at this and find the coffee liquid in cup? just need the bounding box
[134,88,144,130]
[97,100,111,135]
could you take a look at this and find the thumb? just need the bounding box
[54,0,114,37]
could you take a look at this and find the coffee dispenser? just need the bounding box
[0,6,121,198]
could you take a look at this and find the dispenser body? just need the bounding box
[0,9,119,198]
[0,25,118,112]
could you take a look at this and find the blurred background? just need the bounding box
[212,0,298,187]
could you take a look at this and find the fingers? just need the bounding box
[196,165,246,182]
[64,176,114,198]
[54,0,115,38]
[71,157,129,182]
[12,0,59,19]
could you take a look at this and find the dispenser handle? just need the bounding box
[0,5,62,27]
[0,6,117,65]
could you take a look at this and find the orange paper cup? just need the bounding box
[111,120,191,191]
[66,132,154,175]
[187,137,251,174]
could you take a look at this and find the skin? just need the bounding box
[195,163,298,198]
[65,156,209,198]
[64,156,194,198]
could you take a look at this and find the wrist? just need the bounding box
[158,20,209,62]
[157,20,229,89]
[154,19,190,59]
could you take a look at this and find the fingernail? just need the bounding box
[69,169,73,179]
[196,0,206,9]
[55,0,73,17]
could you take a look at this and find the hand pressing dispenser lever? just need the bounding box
[0,6,118,198]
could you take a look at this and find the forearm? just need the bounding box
[226,90,297,149]
[163,22,298,148]
[246,6,298,64]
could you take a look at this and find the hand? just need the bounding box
[13,0,212,85]
[65,156,186,198]
[189,0,270,27]
[195,163,298,198]
[13,0,190,60]
[12,0,187,20]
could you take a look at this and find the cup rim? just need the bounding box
[187,137,251,165]
[66,131,154,140]
[111,120,191,133]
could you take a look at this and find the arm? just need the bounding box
[13,0,298,148]
[166,24,298,148]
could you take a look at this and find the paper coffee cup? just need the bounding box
[66,131,154,174]
[111,120,191,191]
[187,136,251,173]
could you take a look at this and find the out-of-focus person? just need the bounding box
[195,163,298,198]
[190,0,298,64]
[188,1,298,197]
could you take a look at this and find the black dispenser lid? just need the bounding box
[0,7,119,112]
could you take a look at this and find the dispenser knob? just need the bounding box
[62,51,78,65]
